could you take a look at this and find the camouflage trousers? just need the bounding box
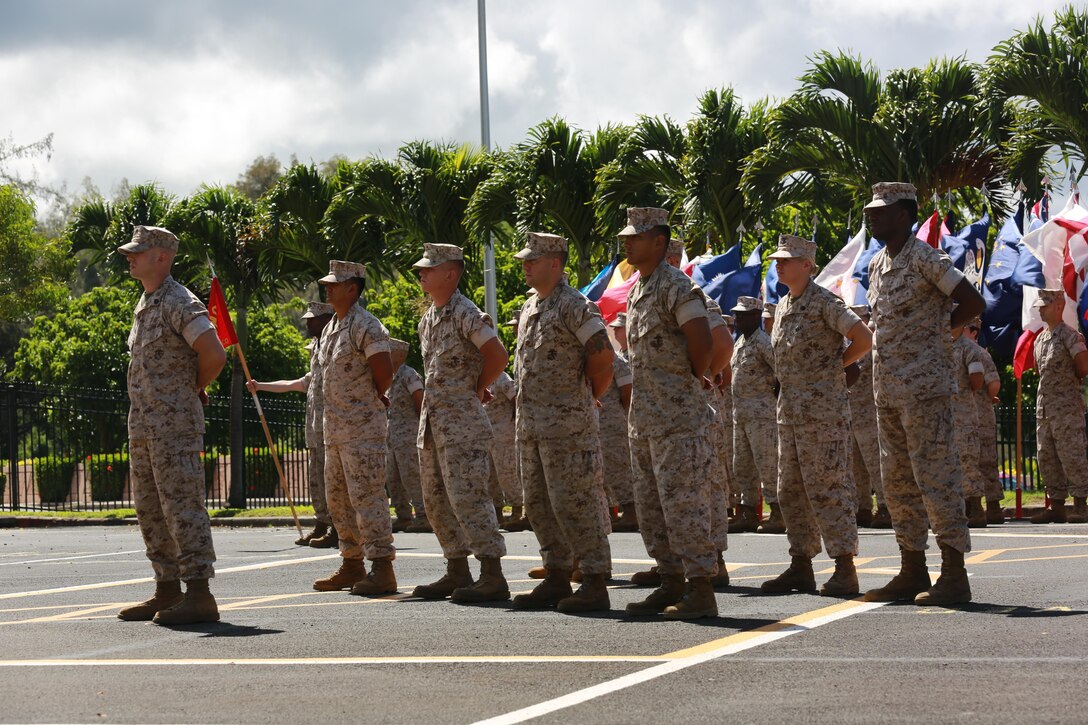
[876,396,970,553]
[778,424,858,559]
[131,436,216,581]
[325,440,395,562]
[520,438,612,575]
[488,433,522,507]
[387,442,424,518]
[307,445,331,525]
[851,421,884,509]
[954,421,986,498]
[419,427,507,560]
[630,432,717,578]
[978,422,1003,501]
[733,414,778,507]
[600,433,635,507]
[707,416,730,552]
[1037,413,1088,500]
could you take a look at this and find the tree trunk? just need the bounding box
[227,306,248,508]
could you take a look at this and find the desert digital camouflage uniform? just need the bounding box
[1034,322,1088,500]
[974,343,1002,500]
[127,274,217,582]
[485,371,521,507]
[868,235,970,553]
[950,333,987,498]
[387,362,425,516]
[417,289,506,560]
[318,302,395,563]
[731,327,779,508]
[698,293,731,553]
[771,281,861,559]
[627,259,717,578]
[848,349,884,509]
[598,353,634,508]
[515,279,612,575]
[302,340,331,526]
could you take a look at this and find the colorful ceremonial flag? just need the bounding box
[703,245,763,312]
[596,271,639,323]
[690,245,741,289]
[981,211,1027,358]
[849,235,884,305]
[816,228,866,302]
[916,210,950,249]
[207,277,239,348]
[580,255,620,302]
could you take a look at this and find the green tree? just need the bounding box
[0,186,73,323]
[743,52,1013,224]
[0,133,58,201]
[985,6,1088,196]
[234,154,285,201]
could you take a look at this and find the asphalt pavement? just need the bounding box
[1,522,1086,724]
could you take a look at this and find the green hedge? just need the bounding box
[243,447,286,498]
[86,453,129,502]
[34,457,75,504]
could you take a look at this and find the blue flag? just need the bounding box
[580,255,619,302]
[762,257,788,304]
[691,245,740,289]
[851,236,885,301]
[704,265,762,313]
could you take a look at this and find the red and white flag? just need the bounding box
[207,277,239,348]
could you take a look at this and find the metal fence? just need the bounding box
[1,382,308,511]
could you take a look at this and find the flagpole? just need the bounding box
[235,344,304,538]
[1015,376,1023,520]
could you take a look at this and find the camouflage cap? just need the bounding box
[863,182,918,210]
[117,225,179,255]
[412,243,464,268]
[666,238,685,258]
[608,312,627,329]
[731,295,763,313]
[1033,288,1064,307]
[301,301,335,319]
[318,260,366,285]
[503,306,523,327]
[722,314,735,325]
[389,338,410,356]
[768,234,817,261]
[762,302,777,319]
[514,232,568,260]
[617,207,668,237]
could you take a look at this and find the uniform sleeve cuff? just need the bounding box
[470,325,498,349]
[615,373,633,387]
[675,299,708,327]
[968,362,985,375]
[363,341,391,358]
[1072,342,1088,356]
[937,267,964,296]
[575,318,607,346]
[182,316,215,346]
[406,379,424,394]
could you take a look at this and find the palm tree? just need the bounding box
[67,184,175,282]
[743,52,1013,224]
[467,117,628,285]
[984,6,1088,196]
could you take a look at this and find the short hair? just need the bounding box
[651,224,670,241]
[347,277,365,296]
[899,199,919,223]
[543,251,568,266]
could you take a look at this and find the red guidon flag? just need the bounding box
[207,277,239,347]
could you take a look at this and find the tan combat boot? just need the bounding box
[819,555,859,596]
[629,566,661,587]
[404,516,433,533]
[296,521,327,546]
[153,579,219,625]
[513,568,572,609]
[757,503,786,534]
[414,557,473,599]
[625,573,686,616]
[709,551,730,590]
[503,505,531,532]
[663,577,718,620]
[451,558,510,603]
[871,505,893,529]
[350,557,398,596]
[1031,500,1067,524]
[761,556,816,594]
[612,503,639,532]
[729,505,759,533]
[985,498,1005,525]
[914,545,971,606]
[309,525,339,549]
[313,558,367,591]
[118,580,183,621]
[1067,497,1088,524]
[558,573,610,613]
[863,549,931,602]
[527,566,547,579]
[965,497,987,528]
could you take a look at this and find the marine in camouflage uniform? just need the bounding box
[511,232,615,613]
[486,371,523,521]
[386,339,426,531]
[598,338,637,529]
[314,260,399,596]
[412,243,511,603]
[117,226,226,625]
[1030,289,1088,524]
[965,321,1004,523]
[619,208,719,620]
[761,235,868,597]
[846,305,886,528]
[862,182,985,607]
[950,330,988,526]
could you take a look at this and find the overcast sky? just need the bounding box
[1,0,1076,202]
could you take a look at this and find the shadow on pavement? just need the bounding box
[150,623,286,637]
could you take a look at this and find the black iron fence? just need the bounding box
[1,382,308,511]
